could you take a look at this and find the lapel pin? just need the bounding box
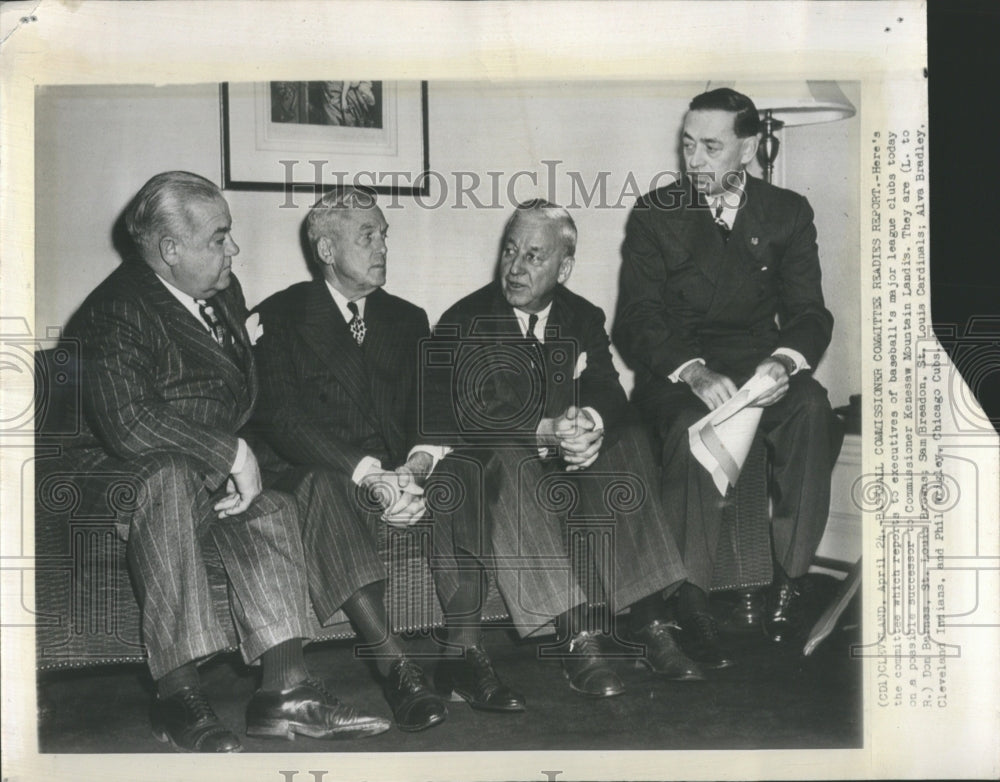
[750,237,759,246]
[761,266,768,271]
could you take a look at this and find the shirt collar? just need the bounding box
[324,279,366,323]
[155,272,210,329]
[512,301,553,341]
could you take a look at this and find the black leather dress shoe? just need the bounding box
[763,572,806,642]
[384,658,448,732]
[150,686,242,752]
[632,620,706,680]
[561,631,625,698]
[435,645,526,712]
[246,678,391,740]
[677,612,735,669]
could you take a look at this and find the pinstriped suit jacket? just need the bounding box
[252,280,430,478]
[67,261,255,490]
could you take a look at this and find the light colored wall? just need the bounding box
[34,80,860,405]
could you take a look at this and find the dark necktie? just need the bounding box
[526,313,540,345]
[198,300,228,347]
[347,300,366,346]
[714,204,731,243]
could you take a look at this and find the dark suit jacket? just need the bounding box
[613,175,834,387]
[252,280,430,479]
[422,281,630,448]
[67,261,255,490]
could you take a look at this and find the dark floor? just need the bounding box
[38,576,861,753]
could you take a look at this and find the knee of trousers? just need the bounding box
[127,451,211,500]
[784,375,837,426]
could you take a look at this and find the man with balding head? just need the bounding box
[67,171,389,751]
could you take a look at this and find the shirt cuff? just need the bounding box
[771,348,810,374]
[669,357,706,383]
[408,444,452,476]
[230,437,248,474]
[581,406,604,432]
[351,456,383,486]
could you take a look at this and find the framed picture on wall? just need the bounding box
[221,80,429,195]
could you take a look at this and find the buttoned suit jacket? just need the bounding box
[69,261,257,490]
[64,261,306,678]
[422,281,687,634]
[613,174,834,391]
[252,280,430,477]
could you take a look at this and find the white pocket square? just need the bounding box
[244,312,263,346]
[573,351,588,380]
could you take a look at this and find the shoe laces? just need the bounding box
[569,631,602,656]
[392,658,425,689]
[178,687,217,724]
[690,613,721,641]
[302,677,338,704]
[466,646,500,683]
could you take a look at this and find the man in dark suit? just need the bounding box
[613,88,843,664]
[421,199,704,698]
[252,188,524,728]
[66,172,390,751]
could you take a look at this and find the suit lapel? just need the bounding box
[362,289,408,454]
[706,176,768,317]
[297,280,379,428]
[665,179,726,284]
[134,267,252,410]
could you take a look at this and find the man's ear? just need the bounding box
[159,236,178,266]
[740,134,760,166]
[316,236,335,265]
[557,256,575,284]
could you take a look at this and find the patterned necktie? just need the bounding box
[197,300,228,347]
[714,204,731,243]
[347,300,366,346]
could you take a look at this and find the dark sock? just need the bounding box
[629,591,672,632]
[444,565,486,649]
[342,580,407,676]
[156,661,200,698]
[676,582,711,619]
[260,638,309,692]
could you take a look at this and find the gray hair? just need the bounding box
[123,171,222,260]
[305,186,379,260]
[506,198,577,257]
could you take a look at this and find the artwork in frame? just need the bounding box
[221,80,429,195]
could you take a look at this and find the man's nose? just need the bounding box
[508,253,527,275]
[225,235,240,256]
[688,145,706,168]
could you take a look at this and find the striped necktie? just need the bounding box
[198,300,228,347]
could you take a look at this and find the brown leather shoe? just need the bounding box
[632,620,706,680]
[246,678,391,740]
[150,686,242,753]
[561,631,625,698]
[384,658,448,732]
[435,644,526,712]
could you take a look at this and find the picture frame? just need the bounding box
[221,80,429,195]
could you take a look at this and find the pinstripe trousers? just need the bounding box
[108,451,309,679]
[433,422,690,637]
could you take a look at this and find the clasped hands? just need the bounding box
[680,357,791,411]
[359,451,433,527]
[537,405,604,471]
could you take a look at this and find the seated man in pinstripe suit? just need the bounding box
[253,188,524,730]
[420,200,705,698]
[67,172,390,752]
